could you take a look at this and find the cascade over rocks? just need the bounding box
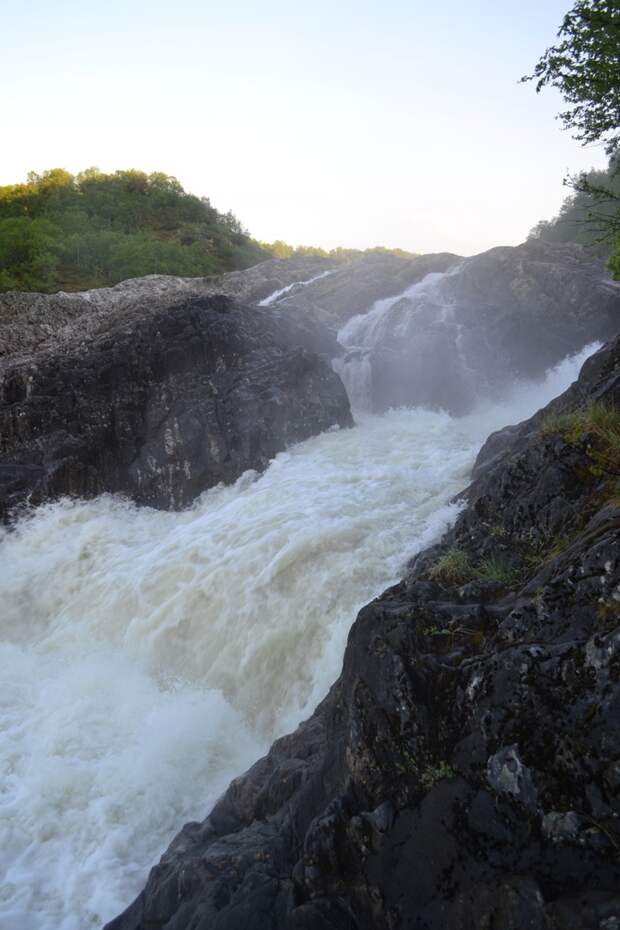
[0,286,352,519]
[277,240,620,414]
[3,242,620,926]
[261,251,460,327]
[106,335,620,930]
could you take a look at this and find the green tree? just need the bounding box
[524,0,620,278]
[523,0,620,155]
[529,159,620,255]
[0,217,61,290]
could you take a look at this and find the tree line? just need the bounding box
[0,168,271,292]
[0,168,419,294]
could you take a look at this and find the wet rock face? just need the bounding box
[369,240,619,413]
[473,328,620,481]
[0,294,352,518]
[106,337,620,930]
[448,238,619,373]
[280,239,619,415]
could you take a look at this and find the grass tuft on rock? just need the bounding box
[540,402,620,449]
[428,547,476,585]
[540,401,620,499]
[477,556,518,585]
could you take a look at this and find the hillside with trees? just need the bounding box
[257,240,418,262]
[0,168,420,295]
[0,168,270,293]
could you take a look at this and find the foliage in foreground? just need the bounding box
[529,158,620,259]
[428,547,518,589]
[523,0,620,155]
[428,548,477,586]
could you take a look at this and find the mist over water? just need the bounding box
[0,341,599,930]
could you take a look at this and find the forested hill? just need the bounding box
[0,168,420,295]
[0,169,270,293]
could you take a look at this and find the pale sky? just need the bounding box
[1,0,609,256]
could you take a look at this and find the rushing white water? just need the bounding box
[339,266,462,350]
[258,269,334,307]
[0,342,599,930]
[334,266,463,412]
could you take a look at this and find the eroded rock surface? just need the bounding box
[0,256,335,360]
[106,337,620,930]
[0,293,352,518]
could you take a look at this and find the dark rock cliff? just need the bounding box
[106,336,620,930]
[279,240,620,414]
[367,240,620,414]
[0,291,351,519]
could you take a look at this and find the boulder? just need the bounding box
[0,292,352,519]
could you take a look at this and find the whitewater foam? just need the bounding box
[0,341,599,929]
[338,265,462,351]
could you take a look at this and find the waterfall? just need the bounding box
[258,269,334,307]
[333,265,463,412]
[331,351,372,412]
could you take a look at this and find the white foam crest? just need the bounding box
[257,269,334,307]
[335,266,462,410]
[338,265,461,350]
[0,338,599,929]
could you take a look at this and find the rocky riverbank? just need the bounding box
[106,335,620,930]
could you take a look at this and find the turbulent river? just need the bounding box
[0,335,599,930]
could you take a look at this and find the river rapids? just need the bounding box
[0,307,599,928]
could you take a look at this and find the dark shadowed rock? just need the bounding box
[0,256,336,360]
[368,240,620,413]
[0,292,352,519]
[104,334,620,928]
[280,240,619,414]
